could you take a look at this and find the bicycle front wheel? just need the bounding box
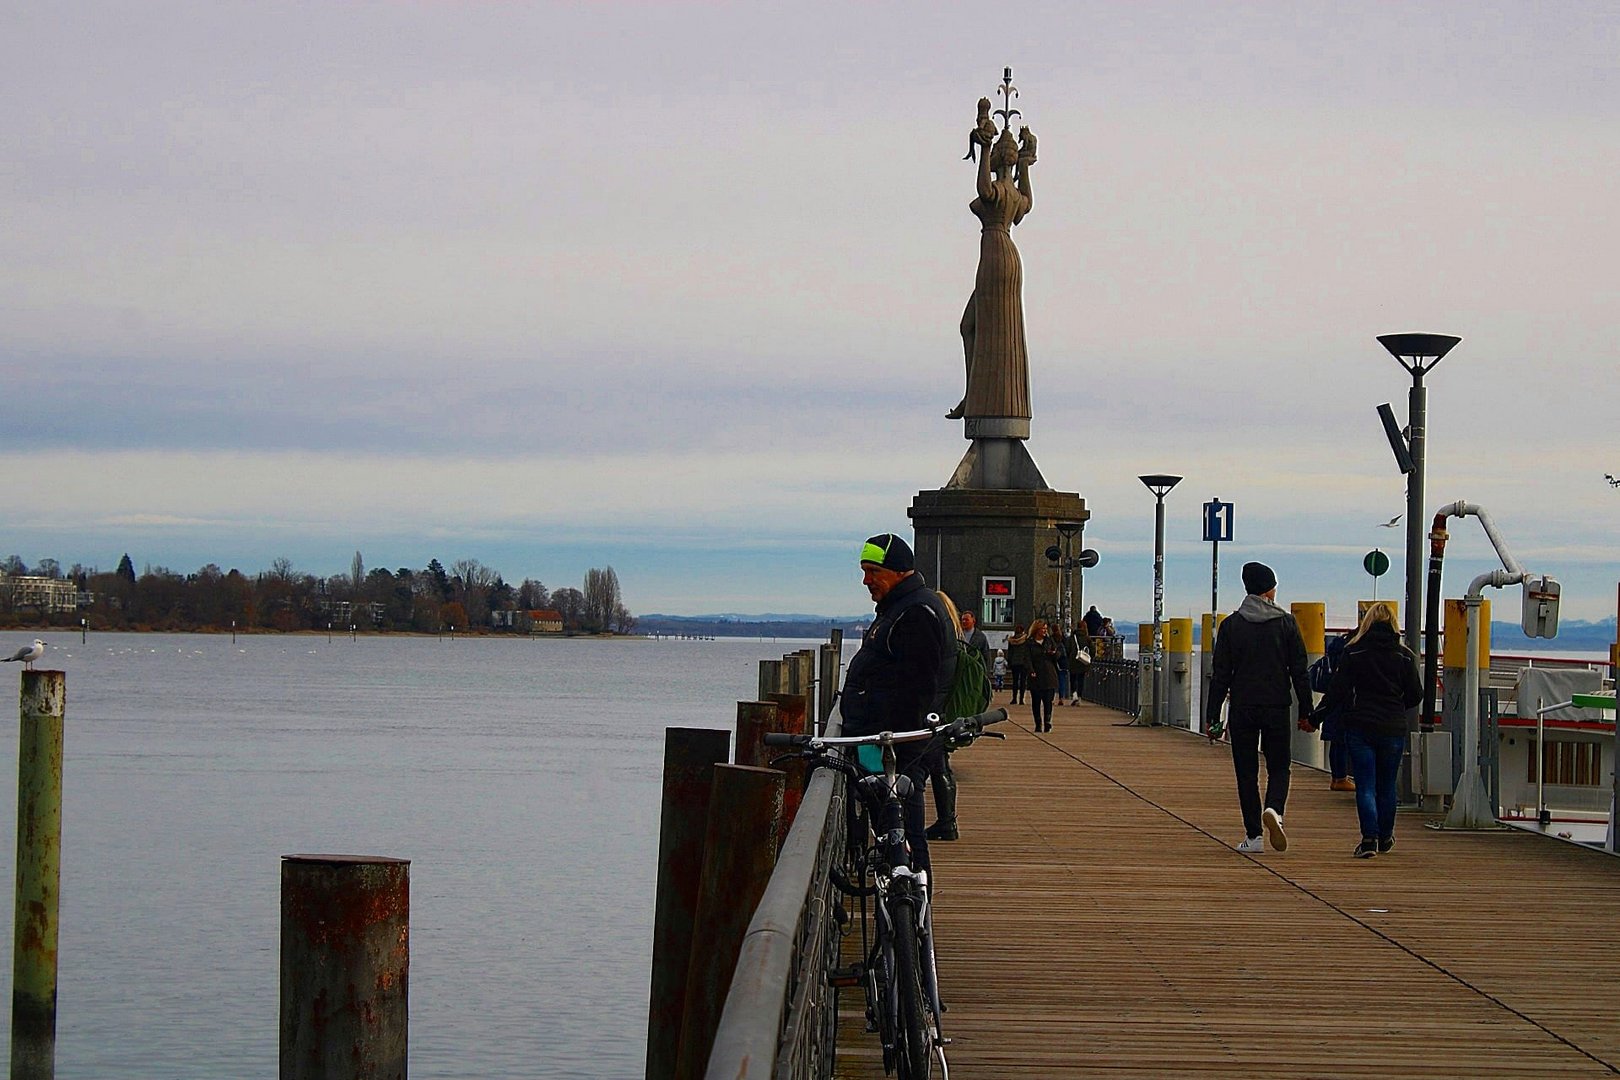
[890,896,933,1080]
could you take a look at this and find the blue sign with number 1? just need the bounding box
[1203,500,1233,543]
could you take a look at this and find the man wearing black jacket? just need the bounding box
[840,532,957,871]
[1206,561,1314,854]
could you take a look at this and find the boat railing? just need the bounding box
[704,708,846,1080]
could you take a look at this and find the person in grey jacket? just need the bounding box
[1205,562,1314,854]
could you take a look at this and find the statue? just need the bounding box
[947,74,1036,425]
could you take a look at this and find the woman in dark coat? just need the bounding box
[1026,619,1061,733]
[1313,602,1423,858]
[1007,623,1030,704]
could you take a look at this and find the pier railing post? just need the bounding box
[279,854,410,1080]
[675,764,784,1080]
[11,670,65,1080]
[646,728,732,1080]
[817,632,843,732]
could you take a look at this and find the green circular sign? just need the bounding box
[1364,550,1391,577]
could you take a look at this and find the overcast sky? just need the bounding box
[3,2,1616,626]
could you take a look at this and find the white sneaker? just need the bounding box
[1236,835,1264,853]
[1263,808,1288,852]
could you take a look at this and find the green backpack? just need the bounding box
[942,641,993,722]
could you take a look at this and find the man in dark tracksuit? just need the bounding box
[1205,561,1314,854]
[839,532,957,872]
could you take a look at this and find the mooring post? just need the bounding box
[733,701,781,769]
[11,670,65,1080]
[645,727,732,1080]
[674,764,784,1080]
[765,693,810,840]
[756,659,784,700]
[279,855,410,1080]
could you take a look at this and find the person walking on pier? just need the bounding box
[1007,623,1030,704]
[1206,562,1314,854]
[841,533,958,871]
[1026,619,1061,733]
[1311,601,1423,858]
[961,609,991,675]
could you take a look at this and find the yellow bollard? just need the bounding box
[1291,603,1327,769]
[1166,618,1194,728]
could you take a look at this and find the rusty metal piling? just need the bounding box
[11,670,65,1080]
[645,728,732,1080]
[279,855,410,1080]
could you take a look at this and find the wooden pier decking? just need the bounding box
[835,694,1620,1078]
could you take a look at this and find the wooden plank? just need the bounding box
[835,693,1620,1077]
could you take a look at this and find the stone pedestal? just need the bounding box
[909,487,1087,636]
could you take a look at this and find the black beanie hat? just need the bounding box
[860,533,915,572]
[1242,561,1277,595]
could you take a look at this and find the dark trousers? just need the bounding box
[1011,668,1028,703]
[1345,728,1404,842]
[1327,733,1350,780]
[1228,705,1292,838]
[1030,688,1055,730]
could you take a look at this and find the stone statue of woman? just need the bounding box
[947,119,1036,425]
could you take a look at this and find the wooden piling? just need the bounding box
[645,727,732,1080]
[765,693,810,838]
[279,854,410,1080]
[756,659,784,700]
[11,670,64,1080]
[674,764,784,1080]
[733,701,781,769]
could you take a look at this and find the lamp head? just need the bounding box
[1055,520,1082,539]
[1377,333,1461,376]
[1138,474,1183,497]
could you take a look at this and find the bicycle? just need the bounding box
[766,706,1007,1079]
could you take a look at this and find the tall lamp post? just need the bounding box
[1138,474,1182,726]
[1055,521,1082,629]
[1376,333,1461,657]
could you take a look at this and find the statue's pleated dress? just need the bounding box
[962,181,1032,420]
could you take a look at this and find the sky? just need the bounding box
[2,1,1617,628]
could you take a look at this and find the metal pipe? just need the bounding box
[11,670,65,1080]
[279,855,410,1080]
[1444,569,1526,829]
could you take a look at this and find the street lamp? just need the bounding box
[1376,333,1460,657]
[1138,474,1183,726]
[1055,520,1082,629]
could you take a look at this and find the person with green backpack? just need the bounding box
[925,592,993,841]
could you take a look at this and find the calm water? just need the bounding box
[0,632,836,1078]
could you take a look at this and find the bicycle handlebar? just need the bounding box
[761,707,1010,752]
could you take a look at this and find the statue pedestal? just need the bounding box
[909,486,1087,635]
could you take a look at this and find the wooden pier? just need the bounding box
[836,694,1620,1078]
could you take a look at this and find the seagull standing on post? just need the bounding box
[3,639,46,670]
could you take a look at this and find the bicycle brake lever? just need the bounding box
[983,731,1007,740]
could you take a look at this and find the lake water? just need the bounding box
[0,632,839,1079]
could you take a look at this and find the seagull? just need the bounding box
[1377,514,1402,528]
[3,639,46,670]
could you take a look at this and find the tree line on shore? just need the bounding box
[0,552,634,635]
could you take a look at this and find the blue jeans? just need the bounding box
[1344,728,1404,841]
[1058,668,1071,700]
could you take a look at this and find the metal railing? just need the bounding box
[1083,659,1140,715]
[704,711,846,1080]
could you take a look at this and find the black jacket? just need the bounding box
[840,573,957,751]
[1026,633,1061,691]
[1206,594,1313,723]
[1316,622,1423,738]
